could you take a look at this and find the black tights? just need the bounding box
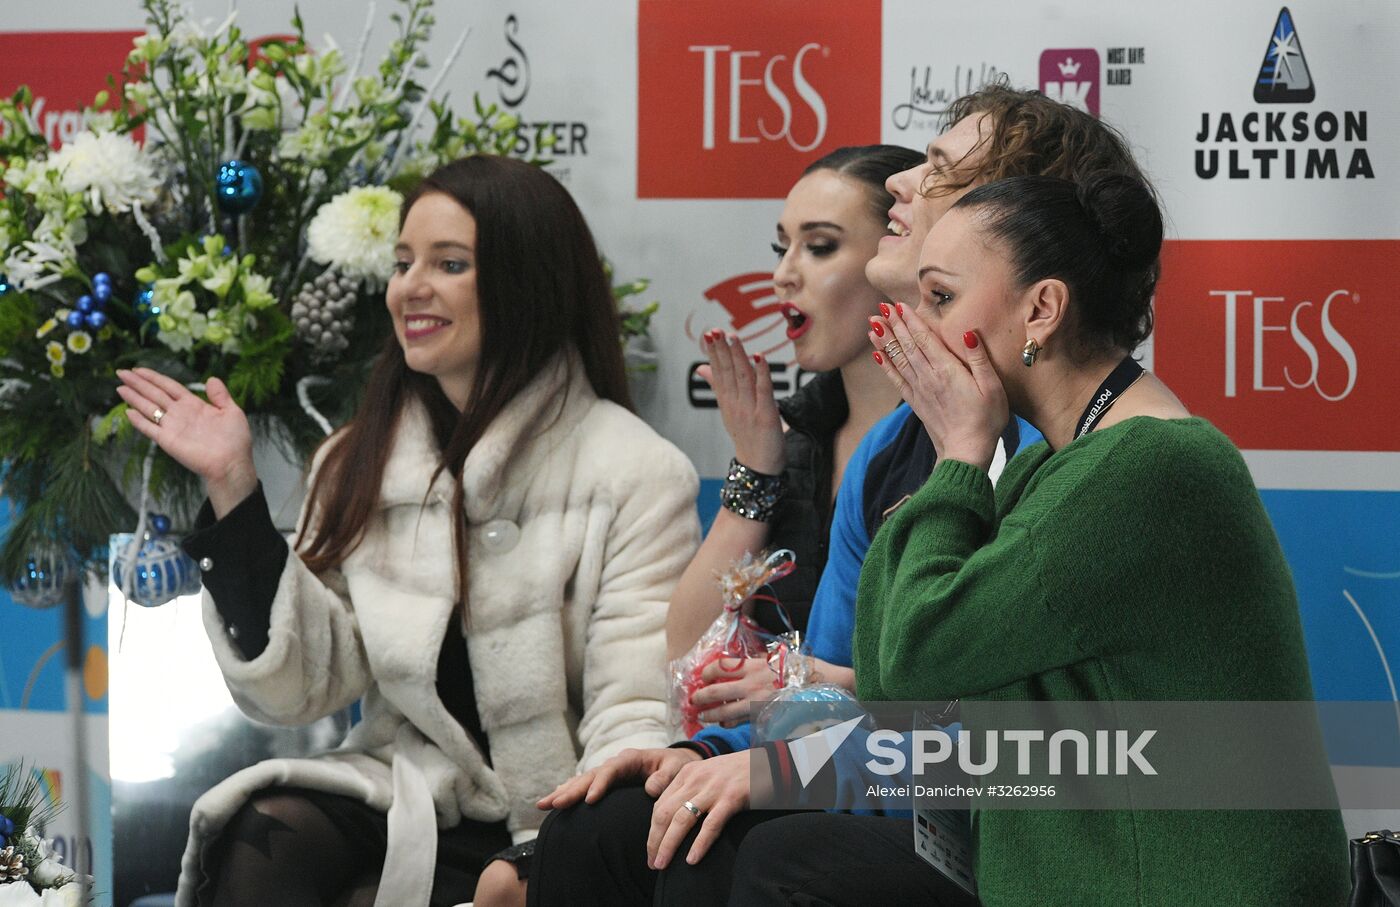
[528,784,982,906]
[208,791,379,907]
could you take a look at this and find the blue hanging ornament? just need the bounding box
[93,283,111,304]
[135,285,154,316]
[65,309,87,329]
[8,551,71,609]
[86,310,109,330]
[215,160,263,214]
[111,531,201,607]
[76,294,95,313]
[135,284,160,335]
[149,512,173,535]
[0,274,11,295]
[93,271,111,289]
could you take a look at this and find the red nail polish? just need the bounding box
[963,331,978,349]
[753,354,762,364]
[873,351,884,365]
[896,303,905,316]
[870,319,884,337]
[879,302,891,318]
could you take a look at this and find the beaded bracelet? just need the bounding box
[720,457,785,522]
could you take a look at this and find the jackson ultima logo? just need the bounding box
[637,0,880,198]
[1254,7,1314,103]
[1154,241,1399,451]
[683,271,814,407]
[1194,8,1373,181]
[0,31,141,146]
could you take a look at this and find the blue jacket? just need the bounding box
[690,406,1041,756]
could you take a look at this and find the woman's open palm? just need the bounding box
[115,368,254,489]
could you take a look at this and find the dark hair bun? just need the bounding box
[1074,172,1162,271]
[952,172,1163,353]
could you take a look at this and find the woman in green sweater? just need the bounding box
[727,173,1351,905]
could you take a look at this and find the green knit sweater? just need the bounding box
[853,416,1349,906]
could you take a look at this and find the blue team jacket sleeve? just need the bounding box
[693,405,911,756]
[804,403,910,667]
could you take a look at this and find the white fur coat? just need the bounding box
[176,352,700,907]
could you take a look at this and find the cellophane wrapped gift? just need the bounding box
[669,549,796,737]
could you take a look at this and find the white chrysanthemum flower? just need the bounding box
[48,131,159,213]
[67,331,93,354]
[46,341,66,365]
[306,185,403,284]
[6,236,77,292]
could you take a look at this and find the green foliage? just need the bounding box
[0,0,661,576]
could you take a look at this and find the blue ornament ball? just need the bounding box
[65,309,87,329]
[111,532,201,607]
[93,271,111,288]
[754,682,871,745]
[76,294,95,313]
[86,310,109,330]
[9,552,71,609]
[93,283,112,303]
[150,513,173,535]
[135,285,161,334]
[216,159,263,214]
[0,273,11,295]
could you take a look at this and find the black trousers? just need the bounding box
[527,783,982,906]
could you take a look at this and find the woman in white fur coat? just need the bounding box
[115,155,700,907]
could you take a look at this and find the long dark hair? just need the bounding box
[297,156,631,593]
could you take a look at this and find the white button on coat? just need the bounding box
[479,519,520,553]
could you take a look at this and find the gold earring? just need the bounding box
[1022,338,1040,367]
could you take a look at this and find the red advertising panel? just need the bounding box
[0,31,141,147]
[1155,240,1400,452]
[637,0,881,199]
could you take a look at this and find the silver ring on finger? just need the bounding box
[682,800,703,818]
[150,407,166,426]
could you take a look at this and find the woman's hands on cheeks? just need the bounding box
[696,332,785,475]
[689,656,779,727]
[869,305,1008,471]
[115,368,258,516]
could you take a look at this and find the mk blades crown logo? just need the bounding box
[1254,7,1315,103]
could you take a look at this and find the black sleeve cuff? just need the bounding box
[669,740,718,759]
[182,482,289,660]
[761,739,837,807]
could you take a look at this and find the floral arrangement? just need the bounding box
[0,0,658,588]
[0,763,89,905]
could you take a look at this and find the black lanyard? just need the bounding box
[1075,355,1144,441]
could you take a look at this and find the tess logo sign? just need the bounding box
[637,0,881,198]
[0,32,141,147]
[1154,241,1400,452]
